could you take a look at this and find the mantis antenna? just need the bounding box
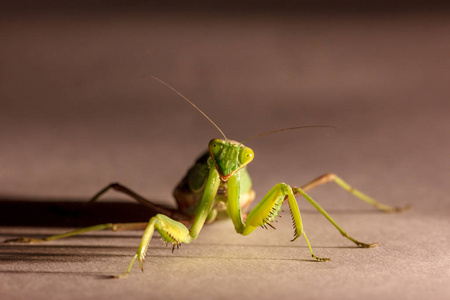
[240,125,337,145]
[149,76,228,142]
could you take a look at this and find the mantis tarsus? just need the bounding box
[5,77,410,278]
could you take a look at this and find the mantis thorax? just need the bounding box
[208,139,254,181]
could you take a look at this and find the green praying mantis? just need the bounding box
[5,77,410,278]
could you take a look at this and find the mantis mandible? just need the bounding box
[5,77,410,278]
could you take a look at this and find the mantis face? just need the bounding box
[208,139,254,181]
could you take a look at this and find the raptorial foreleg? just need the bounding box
[226,174,330,261]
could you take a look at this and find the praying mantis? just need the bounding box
[5,77,410,278]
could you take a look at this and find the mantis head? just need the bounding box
[208,139,254,181]
[151,76,334,182]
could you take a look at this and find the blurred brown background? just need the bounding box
[1,1,449,300]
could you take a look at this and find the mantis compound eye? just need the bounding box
[209,139,223,157]
[239,147,254,165]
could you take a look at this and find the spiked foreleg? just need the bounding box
[226,175,329,261]
[240,183,287,236]
[112,215,192,279]
[136,215,191,270]
[120,158,221,278]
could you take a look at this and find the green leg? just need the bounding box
[6,222,146,278]
[291,173,410,246]
[227,174,330,261]
[6,160,222,278]
[300,173,411,213]
[112,254,138,279]
[205,209,218,224]
[133,215,192,272]
[303,232,330,262]
[292,187,379,248]
[4,222,148,244]
[122,158,222,277]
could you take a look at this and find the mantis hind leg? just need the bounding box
[287,173,409,248]
[85,182,187,220]
[4,222,149,243]
[300,173,411,213]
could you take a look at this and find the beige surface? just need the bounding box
[1,6,449,300]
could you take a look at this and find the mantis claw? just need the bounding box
[138,254,145,272]
[358,242,380,248]
[111,273,129,279]
[386,204,412,213]
[4,237,44,244]
[312,254,331,262]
